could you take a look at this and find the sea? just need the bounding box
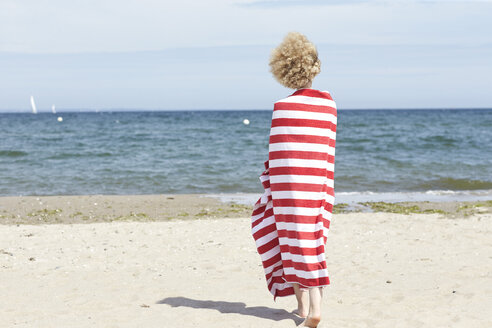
[1,109,491,203]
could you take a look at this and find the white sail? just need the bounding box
[52,104,56,114]
[30,96,37,114]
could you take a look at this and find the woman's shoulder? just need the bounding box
[274,88,336,110]
[288,88,333,101]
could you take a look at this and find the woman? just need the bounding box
[251,32,337,328]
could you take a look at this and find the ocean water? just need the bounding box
[0,109,491,199]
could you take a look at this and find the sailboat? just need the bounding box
[52,104,56,114]
[30,96,37,114]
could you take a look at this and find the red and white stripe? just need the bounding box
[251,89,337,299]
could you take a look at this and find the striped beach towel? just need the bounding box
[251,88,337,299]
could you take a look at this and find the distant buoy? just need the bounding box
[57,117,63,122]
[243,119,250,125]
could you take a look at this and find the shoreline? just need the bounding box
[0,194,491,225]
[206,190,492,205]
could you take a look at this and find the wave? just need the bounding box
[207,189,492,205]
[336,189,492,204]
[0,150,28,157]
[416,178,492,191]
[46,152,114,159]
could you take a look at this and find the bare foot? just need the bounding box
[297,316,321,328]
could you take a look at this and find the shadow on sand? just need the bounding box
[156,296,302,324]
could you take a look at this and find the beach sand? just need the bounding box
[1,195,491,327]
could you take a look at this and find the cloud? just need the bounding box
[0,0,491,110]
[237,0,368,7]
[238,0,492,7]
[1,0,491,54]
[1,43,491,111]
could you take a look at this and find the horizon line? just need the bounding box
[0,107,491,114]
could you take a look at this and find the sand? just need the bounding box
[1,195,491,327]
[0,194,252,225]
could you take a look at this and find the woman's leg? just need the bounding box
[292,283,309,317]
[308,287,322,320]
[299,287,323,327]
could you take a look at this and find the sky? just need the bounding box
[0,0,491,111]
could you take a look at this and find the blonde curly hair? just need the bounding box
[269,32,321,89]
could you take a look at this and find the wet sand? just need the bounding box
[0,194,252,225]
[1,194,491,225]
